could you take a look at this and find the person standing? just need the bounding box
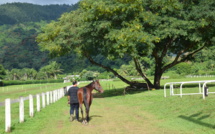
[67,81,79,121]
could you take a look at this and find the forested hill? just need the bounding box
[0,3,130,73]
[0,3,81,72]
[0,3,78,25]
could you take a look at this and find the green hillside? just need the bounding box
[0,3,78,72]
[0,3,130,73]
[0,3,77,25]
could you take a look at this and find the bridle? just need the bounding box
[93,82,102,92]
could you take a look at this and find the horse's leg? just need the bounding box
[78,91,84,122]
[80,103,84,122]
[86,95,92,122]
[86,103,90,122]
[83,99,89,123]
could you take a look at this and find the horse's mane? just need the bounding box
[85,81,94,88]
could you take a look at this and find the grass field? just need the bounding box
[0,78,215,134]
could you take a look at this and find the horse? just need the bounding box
[77,80,104,124]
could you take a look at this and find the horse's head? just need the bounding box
[93,80,104,93]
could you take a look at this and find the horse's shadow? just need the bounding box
[88,115,102,121]
[79,115,102,122]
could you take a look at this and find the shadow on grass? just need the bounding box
[89,115,102,121]
[93,87,148,98]
[178,112,215,129]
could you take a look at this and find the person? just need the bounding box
[67,81,79,122]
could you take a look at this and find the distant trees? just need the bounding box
[79,69,100,80]
[39,61,63,79]
[0,64,6,79]
[4,62,63,80]
[0,3,78,25]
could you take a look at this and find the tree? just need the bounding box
[39,61,63,79]
[173,62,192,75]
[81,70,100,80]
[10,69,21,80]
[37,0,215,89]
[21,68,37,80]
[48,61,63,79]
[0,64,6,79]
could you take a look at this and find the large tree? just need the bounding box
[37,0,215,89]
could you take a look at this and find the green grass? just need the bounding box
[0,82,73,133]
[1,79,215,133]
[0,83,72,102]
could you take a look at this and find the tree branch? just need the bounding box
[133,57,153,89]
[161,38,175,58]
[163,44,206,71]
[83,53,132,85]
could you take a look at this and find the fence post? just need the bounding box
[42,92,46,108]
[36,94,40,112]
[53,90,56,102]
[29,94,34,117]
[19,97,24,123]
[57,89,60,100]
[56,90,58,101]
[60,89,62,98]
[50,91,53,104]
[5,98,11,132]
[55,90,57,101]
[46,92,50,105]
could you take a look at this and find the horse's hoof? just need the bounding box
[82,120,88,125]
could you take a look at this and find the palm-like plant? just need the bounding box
[40,61,63,79]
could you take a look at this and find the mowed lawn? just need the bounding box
[1,79,215,134]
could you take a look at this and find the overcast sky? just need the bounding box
[0,0,80,5]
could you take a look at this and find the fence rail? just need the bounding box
[3,87,66,133]
[186,75,215,78]
[164,80,215,99]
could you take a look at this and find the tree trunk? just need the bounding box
[54,73,57,80]
[153,66,163,89]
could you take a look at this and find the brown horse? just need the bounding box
[77,80,104,124]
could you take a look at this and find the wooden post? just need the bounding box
[57,89,59,100]
[19,97,24,123]
[46,92,50,105]
[55,90,58,101]
[60,89,62,98]
[58,89,60,100]
[5,98,11,132]
[53,90,56,102]
[50,91,53,104]
[36,94,40,112]
[52,91,54,103]
[42,93,46,108]
[55,90,57,101]
[29,94,34,117]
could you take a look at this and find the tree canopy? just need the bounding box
[37,0,215,89]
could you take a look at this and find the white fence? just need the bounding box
[186,75,215,78]
[164,80,215,99]
[3,87,65,133]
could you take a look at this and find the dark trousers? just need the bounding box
[70,103,79,120]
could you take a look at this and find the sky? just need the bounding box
[0,0,80,5]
